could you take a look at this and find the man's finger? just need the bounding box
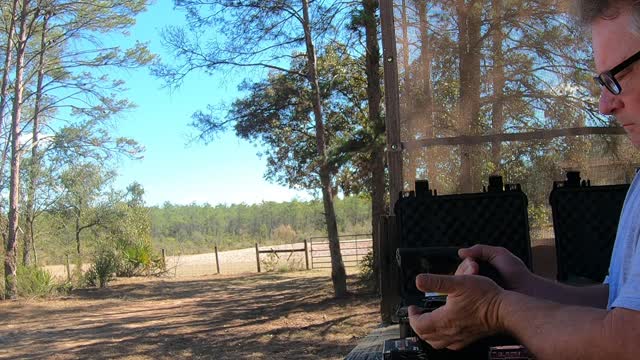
[459,244,503,263]
[425,338,451,350]
[447,340,473,351]
[416,273,462,294]
[455,258,479,275]
[408,305,423,318]
[408,306,434,336]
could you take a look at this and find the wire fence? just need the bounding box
[44,235,373,279]
[309,234,373,270]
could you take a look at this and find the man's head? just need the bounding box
[577,1,640,32]
[578,0,640,146]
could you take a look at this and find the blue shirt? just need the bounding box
[605,172,640,310]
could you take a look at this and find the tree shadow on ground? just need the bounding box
[0,271,379,360]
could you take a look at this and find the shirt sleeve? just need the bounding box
[610,244,640,310]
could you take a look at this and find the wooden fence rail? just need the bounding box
[255,240,310,273]
[54,237,372,280]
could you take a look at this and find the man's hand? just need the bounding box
[408,273,505,350]
[456,244,532,292]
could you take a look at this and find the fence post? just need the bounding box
[65,254,71,282]
[161,249,166,270]
[309,238,314,269]
[214,245,220,274]
[255,243,261,273]
[304,239,310,270]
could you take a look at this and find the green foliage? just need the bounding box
[117,240,163,277]
[85,249,119,288]
[78,187,163,284]
[56,281,75,295]
[1,0,155,295]
[72,255,85,286]
[33,194,371,266]
[357,250,376,291]
[16,266,57,298]
[226,44,367,193]
[148,196,372,255]
[528,203,552,230]
[82,268,99,288]
[82,240,163,288]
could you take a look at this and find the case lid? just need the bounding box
[549,172,629,283]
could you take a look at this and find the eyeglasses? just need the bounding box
[594,50,640,95]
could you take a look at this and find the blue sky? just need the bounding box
[107,0,314,206]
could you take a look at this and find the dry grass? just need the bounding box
[0,271,380,360]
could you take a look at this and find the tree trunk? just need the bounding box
[301,0,347,297]
[24,13,49,267]
[5,0,29,299]
[363,0,384,293]
[0,0,19,259]
[400,0,417,188]
[456,0,482,193]
[76,216,81,256]
[418,0,437,189]
[0,0,18,191]
[491,0,505,171]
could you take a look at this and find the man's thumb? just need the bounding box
[415,273,460,294]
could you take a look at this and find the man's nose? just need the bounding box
[599,89,624,115]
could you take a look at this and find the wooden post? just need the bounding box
[161,249,166,270]
[380,0,404,212]
[255,243,261,273]
[65,254,71,282]
[309,238,314,269]
[214,245,220,274]
[304,239,310,270]
[380,215,400,323]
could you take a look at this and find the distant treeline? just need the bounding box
[149,196,372,254]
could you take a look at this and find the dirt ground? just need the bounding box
[0,271,380,360]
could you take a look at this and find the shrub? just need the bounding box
[358,250,377,291]
[56,281,74,295]
[260,251,304,273]
[82,267,99,287]
[271,224,298,243]
[71,254,86,287]
[16,265,57,298]
[85,249,118,288]
[118,240,163,277]
[261,252,279,272]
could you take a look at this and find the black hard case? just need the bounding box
[391,178,531,358]
[549,173,629,283]
[394,180,533,271]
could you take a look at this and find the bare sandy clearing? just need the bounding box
[0,271,379,360]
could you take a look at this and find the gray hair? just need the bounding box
[575,0,640,34]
